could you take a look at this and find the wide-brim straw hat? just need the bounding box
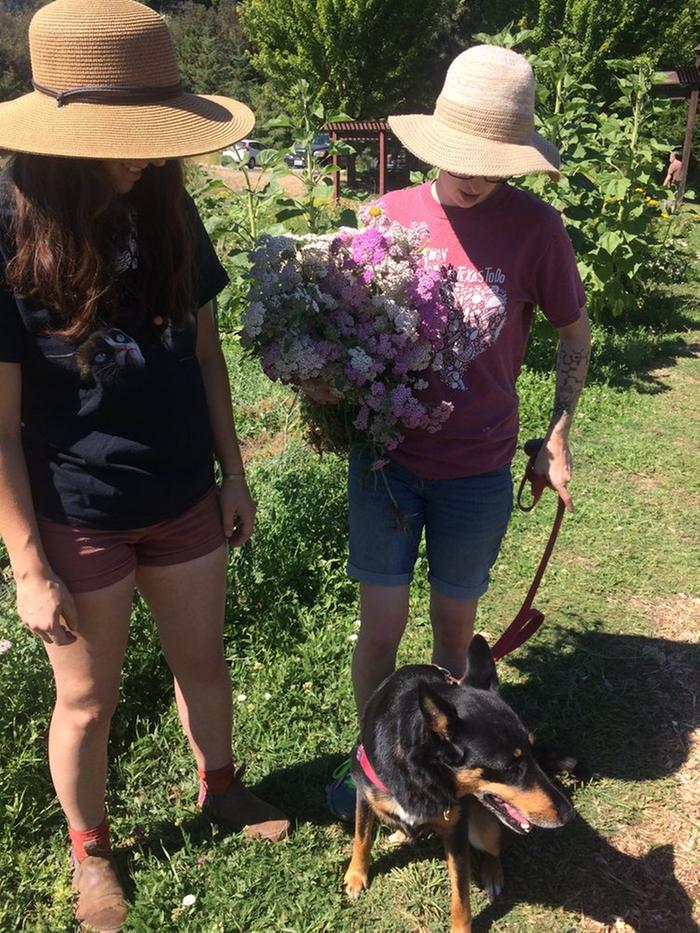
[0,0,254,159]
[389,45,560,180]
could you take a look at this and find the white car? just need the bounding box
[222,139,265,169]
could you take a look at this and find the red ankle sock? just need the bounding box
[198,761,235,801]
[69,817,110,862]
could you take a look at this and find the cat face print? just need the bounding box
[77,327,145,382]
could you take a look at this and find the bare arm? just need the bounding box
[196,302,255,546]
[534,307,592,511]
[0,362,77,644]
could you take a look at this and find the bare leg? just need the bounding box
[351,582,410,719]
[135,545,231,769]
[44,573,135,830]
[136,545,289,840]
[430,589,478,679]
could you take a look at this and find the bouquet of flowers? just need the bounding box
[241,204,468,454]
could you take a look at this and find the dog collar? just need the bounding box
[356,744,390,794]
[430,663,461,685]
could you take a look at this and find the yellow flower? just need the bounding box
[647,198,658,206]
[661,213,670,220]
[369,205,383,217]
[634,187,644,193]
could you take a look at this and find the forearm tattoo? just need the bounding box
[552,343,591,424]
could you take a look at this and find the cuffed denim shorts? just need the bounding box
[347,447,513,600]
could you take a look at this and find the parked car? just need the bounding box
[222,139,265,169]
[284,133,331,168]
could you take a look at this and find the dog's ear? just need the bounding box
[418,684,458,740]
[462,634,499,691]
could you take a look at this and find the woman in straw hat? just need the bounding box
[0,1,289,928]
[325,44,592,819]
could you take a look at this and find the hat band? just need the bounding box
[435,95,534,144]
[33,80,184,108]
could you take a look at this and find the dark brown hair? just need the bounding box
[5,154,194,340]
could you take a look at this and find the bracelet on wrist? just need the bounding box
[222,472,246,481]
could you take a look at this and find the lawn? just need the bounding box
[0,227,698,931]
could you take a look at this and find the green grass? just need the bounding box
[1,249,699,930]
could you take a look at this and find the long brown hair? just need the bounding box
[5,154,194,340]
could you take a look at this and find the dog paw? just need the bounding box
[481,853,504,901]
[387,830,409,846]
[344,870,369,900]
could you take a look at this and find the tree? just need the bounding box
[544,0,700,76]
[239,0,460,119]
[166,2,256,102]
[0,2,40,102]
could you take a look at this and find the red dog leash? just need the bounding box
[490,438,567,662]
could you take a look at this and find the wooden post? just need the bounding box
[379,127,386,196]
[331,129,340,203]
[677,44,700,207]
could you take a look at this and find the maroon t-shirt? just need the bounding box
[380,182,585,479]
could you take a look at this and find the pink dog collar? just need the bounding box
[356,743,390,793]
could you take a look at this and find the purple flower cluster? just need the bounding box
[241,206,464,452]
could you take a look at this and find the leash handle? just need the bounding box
[517,437,553,512]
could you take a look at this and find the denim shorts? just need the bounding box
[347,447,513,600]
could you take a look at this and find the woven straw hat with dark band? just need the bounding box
[0,0,255,159]
[389,45,560,180]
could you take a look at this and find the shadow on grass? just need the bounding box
[124,751,347,883]
[466,627,699,932]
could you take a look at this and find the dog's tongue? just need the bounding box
[503,801,531,830]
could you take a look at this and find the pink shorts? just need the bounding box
[37,488,226,594]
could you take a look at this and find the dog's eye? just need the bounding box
[504,758,525,777]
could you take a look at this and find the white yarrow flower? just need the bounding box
[182,894,196,907]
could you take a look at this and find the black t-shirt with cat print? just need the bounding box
[0,175,229,529]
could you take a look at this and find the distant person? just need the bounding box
[0,1,289,930]
[664,150,684,187]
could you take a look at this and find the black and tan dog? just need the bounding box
[343,635,575,933]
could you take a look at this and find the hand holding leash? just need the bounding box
[519,436,574,513]
[492,437,569,662]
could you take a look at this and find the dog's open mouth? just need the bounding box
[479,793,532,834]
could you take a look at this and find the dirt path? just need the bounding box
[193,161,311,197]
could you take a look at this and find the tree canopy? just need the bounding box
[238,0,459,119]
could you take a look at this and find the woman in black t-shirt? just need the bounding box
[0,2,289,930]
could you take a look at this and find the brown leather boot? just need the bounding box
[72,842,128,933]
[200,767,290,842]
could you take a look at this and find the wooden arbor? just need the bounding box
[326,120,399,202]
[653,44,700,204]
